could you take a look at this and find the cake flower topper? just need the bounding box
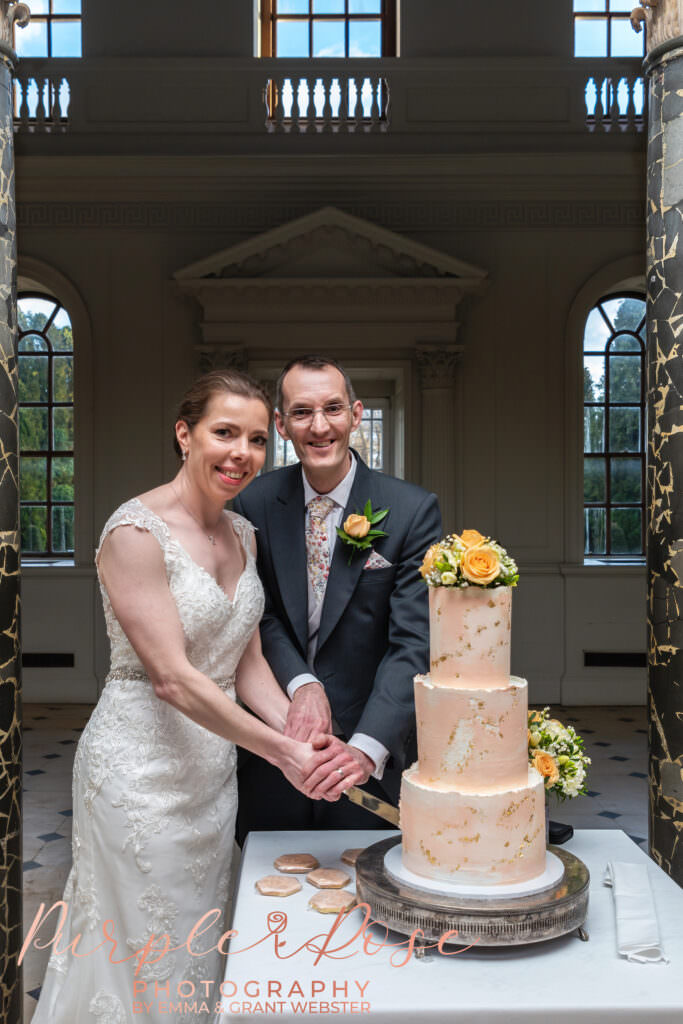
[336,499,389,564]
[419,529,519,589]
[528,707,591,800]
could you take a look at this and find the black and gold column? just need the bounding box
[640,0,683,884]
[0,3,29,1021]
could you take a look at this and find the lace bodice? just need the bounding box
[97,498,264,685]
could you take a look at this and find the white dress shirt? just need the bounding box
[286,453,390,779]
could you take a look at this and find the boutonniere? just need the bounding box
[336,499,389,564]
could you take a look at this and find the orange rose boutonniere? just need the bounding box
[337,499,389,564]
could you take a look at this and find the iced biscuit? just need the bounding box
[306,868,350,889]
[309,890,357,914]
[273,853,320,873]
[341,848,364,866]
[255,875,302,896]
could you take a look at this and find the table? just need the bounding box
[221,829,682,1023]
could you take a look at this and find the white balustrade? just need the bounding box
[584,74,645,132]
[264,73,389,132]
[14,73,70,132]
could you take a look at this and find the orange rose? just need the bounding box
[532,750,560,788]
[460,545,501,586]
[344,514,370,539]
[419,543,441,579]
[459,529,486,549]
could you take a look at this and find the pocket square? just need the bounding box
[364,551,392,570]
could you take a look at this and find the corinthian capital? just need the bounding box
[0,2,30,49]
[631,0,683,54]
[416,344,463,390]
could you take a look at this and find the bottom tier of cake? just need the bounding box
[399,764,546,886]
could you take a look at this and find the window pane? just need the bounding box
[272,432,299,468]
[584,507,606,555]
[19,408,49,452]
[277,0,309,12]
[51,19,82,57]
[28,0,48,10]
[611,334,641,352]
[15,20,48,59]
[584,457,606,502]
[575,0,606,9]
[18,297,56,331]
[584,407,605,453]
[603,296,645,332]
[53,355,74,403]
[276,20,310,56]
[52,505,74,553]
[352,409,384,470]
[52,0,82,11]
[313,0,344,11]
[313,19,345,56]
[350,0,382,11]
[575,17,608,56]
[349,20,382,56]
[53,407,74,451]
[609,0,634,9]
[18,334,48,354]
[609,355,641,401]
[47,307,73,351]
[611,17,645,56]
[19,356,48,402]
[21,506,47,554]
[609,406,640,452]
[611,507,642,554]
[584,356,605,401]
[52,456,74,501]
[584,307,611,352]
[21,457,47,501]
[610,457,641,502]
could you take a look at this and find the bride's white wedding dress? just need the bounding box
[32,498,264,1024]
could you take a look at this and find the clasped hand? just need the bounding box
[284,681,374,801]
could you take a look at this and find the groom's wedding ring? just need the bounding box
[336,767,345,777]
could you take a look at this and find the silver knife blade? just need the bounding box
[344,785,400,826]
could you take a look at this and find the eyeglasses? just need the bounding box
[282,403,353,427]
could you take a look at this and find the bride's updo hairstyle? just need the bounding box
[173,370,273,458]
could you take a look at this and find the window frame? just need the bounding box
[13,1,82,59]
[583,291,646,559]
[573,2,645,58]
[18,291,75,560]
[260,0,397,58]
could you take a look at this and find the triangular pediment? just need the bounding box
[174,207,487,283]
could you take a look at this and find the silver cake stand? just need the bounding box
[354,836,590,953]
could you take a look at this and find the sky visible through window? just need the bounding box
[574,0,644,57]
[15,0,82,59]
[274,0,383,58]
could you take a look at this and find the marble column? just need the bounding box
[639,0,683,884]
[415,344,462,534]
[0,5,29,1022]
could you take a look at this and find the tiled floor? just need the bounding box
[21,702,649,1022]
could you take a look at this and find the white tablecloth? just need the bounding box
[221,829,681,1023]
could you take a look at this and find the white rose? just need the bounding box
[440,571,457,586]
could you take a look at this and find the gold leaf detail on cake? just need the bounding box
[458,833,481,844]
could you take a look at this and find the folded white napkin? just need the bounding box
[604,861,669,963]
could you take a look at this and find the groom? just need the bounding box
[234,355,441,842]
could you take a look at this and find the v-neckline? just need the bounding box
[132,498,248,605]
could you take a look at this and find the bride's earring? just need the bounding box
[182,449,188,462]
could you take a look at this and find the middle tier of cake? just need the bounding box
[414,673,529,791]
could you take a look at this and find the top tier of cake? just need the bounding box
[429,584,511,688]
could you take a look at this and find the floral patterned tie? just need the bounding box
[306,496,335,603]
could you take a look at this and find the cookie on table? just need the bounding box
[273,853,319,873]
[340,848,364,867]
[309,889,357,914]
[255,875,302,897]
[306,868,350,889]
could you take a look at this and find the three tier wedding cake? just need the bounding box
[400,531,546,887]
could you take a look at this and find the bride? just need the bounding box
[32,370,358,1024]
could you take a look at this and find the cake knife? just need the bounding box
[343,785,400,826]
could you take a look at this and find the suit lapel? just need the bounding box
[268,466,309,653]
[317,456,380,653]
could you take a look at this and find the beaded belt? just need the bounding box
[106,667,236,691]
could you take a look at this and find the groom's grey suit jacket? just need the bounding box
[234,454,441,802]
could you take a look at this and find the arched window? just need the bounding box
[18,294,74,557]
[583,293,646,557]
